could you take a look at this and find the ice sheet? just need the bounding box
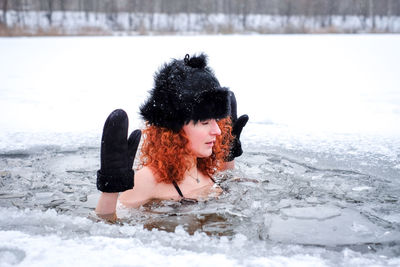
[0,35,400,266]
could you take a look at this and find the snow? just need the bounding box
[0,35,400,266]
[1,35,399,150]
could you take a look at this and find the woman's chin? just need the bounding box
[196,149,213,158]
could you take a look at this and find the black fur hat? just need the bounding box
[140,53,231,132]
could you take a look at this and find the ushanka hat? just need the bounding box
[140,53,231,132]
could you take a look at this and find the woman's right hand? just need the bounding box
[96,109,141,193]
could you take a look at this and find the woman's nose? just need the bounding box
[210,120,221,136]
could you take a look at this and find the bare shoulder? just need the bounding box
[118,166,158,208]
[135,166,157,183]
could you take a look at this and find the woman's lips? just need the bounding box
[205,140,215,147]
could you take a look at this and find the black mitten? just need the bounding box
[97,109,141,193]
[227,91,249,161]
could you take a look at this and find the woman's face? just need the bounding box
[183,119,221,158]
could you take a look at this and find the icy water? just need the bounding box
[1,35,400,266]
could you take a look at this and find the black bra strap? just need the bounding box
[172,181,184,197]
[172,177,216,198]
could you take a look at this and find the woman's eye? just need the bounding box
[201,122,209,125]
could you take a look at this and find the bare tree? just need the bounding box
[39,0,55,26]
[327,0,339,26]
[369,0,376,29]
[239,0,249,29]
[282,0,294,23]
[1,0,8,26]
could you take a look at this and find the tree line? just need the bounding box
[1,0,400,35]
[3,0,400,16]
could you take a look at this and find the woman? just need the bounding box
[95,54,248,221]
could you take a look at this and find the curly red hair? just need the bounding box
[140,118,233,184]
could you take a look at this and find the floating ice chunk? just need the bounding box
[265,184,284,191]
[267,199,292,212]
[62,187,74,193]
[35,192,54,199]
[267,206,400,245]
[251,201,262,209]
[291,164,307,174]
[382,213,400,223]
[0,171,11,178]
[280,160,307,174]
[305,197,322,204]
[246,165,264,176]
[351,222,370,234]
[281,206,341,220]
[304,157,318,164]
[44,199,66,208]
[352,186,372,191]
[82,193,100,208]
[0,193,25,199]
[311,174,323,180]
[277,199,292,209]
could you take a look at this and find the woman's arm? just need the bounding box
[95,167,156,222]
[94,109,141,222]
[95,193,119,222]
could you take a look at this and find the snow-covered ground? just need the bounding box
[0,35,400,266]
